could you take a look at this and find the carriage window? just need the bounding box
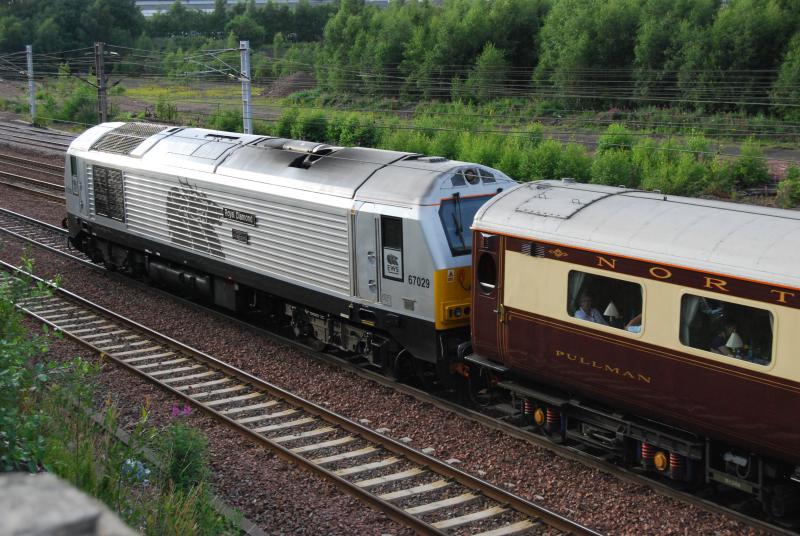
[679,295,773,365]
[567,271,643,333]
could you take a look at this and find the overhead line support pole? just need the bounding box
[95,42,108,124]
[240,40,252,134]
[25,45,35,124]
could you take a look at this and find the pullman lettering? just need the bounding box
[554,349,652,384]
[222,207,257,226]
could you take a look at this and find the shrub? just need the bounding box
[0,268,53,472]
[590,149,640,188]
[155,95,178,123]
[597,123,634,154]
[275,108,299,138]
[328,113,379,147]
[59,84,97,126]
[777,166,800,208]
[520,123,545,149]
[728,139,770,188]
[157,423,209,493]
[555,142,592,182]
[456,132,504,168]
[208,109,243,133]
[495,139,525,179]
[380,128,431,154]
[521,139,562,180]
[290,110,328,142]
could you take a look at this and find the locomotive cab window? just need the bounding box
[679,295,773,365]
[381,216,403,281]
[439,194,493,256]
[69,155,78,195]
[567,271,643,333]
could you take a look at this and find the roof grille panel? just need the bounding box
[91,122,169,155]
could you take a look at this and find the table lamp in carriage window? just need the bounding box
[603,301,620,326]
[726,331,744,357]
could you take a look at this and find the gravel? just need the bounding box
[0,150,765,535]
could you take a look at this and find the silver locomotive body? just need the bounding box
[65,122,513,370]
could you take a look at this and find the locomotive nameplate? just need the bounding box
[232,228,250,244]
[223,207,257,226]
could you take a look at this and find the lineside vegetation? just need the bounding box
[0,259,235,535]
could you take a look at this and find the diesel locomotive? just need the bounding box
[64,121,513,380]
[465,179,800,516]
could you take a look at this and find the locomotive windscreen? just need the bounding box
[439,194,493,256]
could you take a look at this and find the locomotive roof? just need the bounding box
[473,180,800,289]
[71,122,505,206]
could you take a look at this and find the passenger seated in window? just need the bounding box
[710,322,736,356]
[574,293,608,325]
[625,313,642,334]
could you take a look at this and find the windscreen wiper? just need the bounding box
[451,193,466,250]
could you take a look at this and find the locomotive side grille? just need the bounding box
[520,242,532,256]
[533,243,547,257]
[90,122,168,155]
[92,166,126,222]
[123,173,352,295]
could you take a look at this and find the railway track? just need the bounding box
[0,208,83,261]
[0,151,65,176]
[0,169,65,201]
[0,122,75,152]
[0,260,596,536]
[1,208,796,535]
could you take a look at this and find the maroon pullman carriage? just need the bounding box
[465,180,800,515]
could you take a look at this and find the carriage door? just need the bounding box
[471,233,503,360]
[354,204,379,302]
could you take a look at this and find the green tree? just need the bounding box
[707,0,794,111]
[633,0,717,103]
[226,13,266,46]
[463,43,510,103]
[535,0,642,107]
[772,32,800,121]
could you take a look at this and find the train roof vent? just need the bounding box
[413,155,448,163]
[90,122,170,155]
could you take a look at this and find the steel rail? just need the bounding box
[0,123,74,152]
[0,207,794,535]
[0,169,65,201]
[0,152,65,176]
[1,261,598,536]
